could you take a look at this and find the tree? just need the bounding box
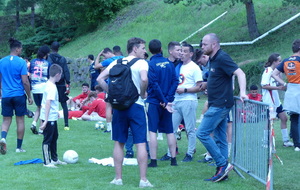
[283,0,300,6]
[164,0,260,39]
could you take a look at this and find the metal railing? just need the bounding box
[232,97,273,190]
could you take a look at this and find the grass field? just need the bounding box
[0,88,298,190]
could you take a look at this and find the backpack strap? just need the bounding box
[117,58,140,67]
[127,58,140,67]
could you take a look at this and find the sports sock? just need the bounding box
[32,121,37,126]
[1,131,7,139]
[281,128,289,142]
[17,139,23,149]
[106,122,112,131]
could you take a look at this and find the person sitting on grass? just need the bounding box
[68,83,90,110]
[81,91,106,121]
[40,64,67,168]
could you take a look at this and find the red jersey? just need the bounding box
[247,93,262,101]
[73,91,90,102]
[87,98,106,118]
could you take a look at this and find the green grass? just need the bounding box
[1,88,298,190]
[59,0,300,65]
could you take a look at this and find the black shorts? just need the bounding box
[56,85,69,103]
[1,95,27,117]
[33,93,43,107]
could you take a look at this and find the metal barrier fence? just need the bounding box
[232,97,273,190]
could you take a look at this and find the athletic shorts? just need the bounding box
[1,95,27,117]
[112,103,147,144]
[33,93,43,107]
[57,85,69,103]
[147,103,173,133]
[276,104,284,116]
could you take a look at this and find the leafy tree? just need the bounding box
[164,0,260,39]
[283,0,300,5]
[39,0,134,28]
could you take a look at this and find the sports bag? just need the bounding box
[107,58,140,110]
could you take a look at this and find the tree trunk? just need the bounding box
[16,0,21,31]
[30,5,35,28]
[245,0,260,39]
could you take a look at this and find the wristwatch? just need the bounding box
[184,88,187,93]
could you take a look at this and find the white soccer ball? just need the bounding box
[95,121,105,130]
[63,150,79,164]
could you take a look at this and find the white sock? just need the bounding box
[106,122,112,131]
[32,121,36,126]
[205,153,212,159]
[228,143,232,158]
[281,128,289,142]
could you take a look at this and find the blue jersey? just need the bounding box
[29,58,51,94]
[146,54,179,105]
[0,55,28,98]
[101,56,124,67]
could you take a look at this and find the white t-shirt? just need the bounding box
[261,67,281,107]
[40,80,59,121]
[174,61,202,101]
[106,56,149,106]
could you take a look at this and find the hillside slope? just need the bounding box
[60,0,300,64]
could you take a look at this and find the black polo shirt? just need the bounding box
[207,49,238,108]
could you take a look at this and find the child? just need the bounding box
[40,64,67,168]
[247,84,262,101]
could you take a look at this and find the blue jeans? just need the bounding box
[196,106,231,167]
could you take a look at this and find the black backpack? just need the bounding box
[107,58,140,110]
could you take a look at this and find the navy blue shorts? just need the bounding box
[33,93,43,107]
[112,103,147,144]
[148,103,173,133]
[276,104,284,116]
[1,95,27,117]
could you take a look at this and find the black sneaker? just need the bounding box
[210,162,233,182]
[171,157,178,166]
[103,130,111,133]
[30,124,38,135]
[148,159,157,167]
[198,157,213,163]
[125,152,134,158]
[26,109,34,118]
[159,153,171,161]
[182,154,193,162]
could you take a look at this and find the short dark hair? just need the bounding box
[193,48,204,62]
[94,85,103,92]
[88,54,94,60]
[113,46,122,54]
[127,37,146,54]
[103,48,112,54]
[49,64,62,77]
[182,42,194,53]
[37,45,50,59]
[8,37,22,50]
[292,39,300,53]
[250,84,258,90]
[168,41,181,51]
[82,83,89,88]
[149,39,162,54]
[51,41,60,52]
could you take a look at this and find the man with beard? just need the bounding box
[196,33,247,182]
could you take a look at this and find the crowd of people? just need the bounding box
[0,34,299,188]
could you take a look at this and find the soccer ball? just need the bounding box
[63,150,79,164]
[95,121,105,130]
